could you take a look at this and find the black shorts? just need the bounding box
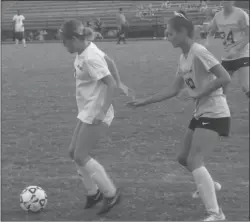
[188,117,231,137]
[221,57,249,73]
[15,31,24,40]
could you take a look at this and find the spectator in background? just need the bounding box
[95,18,103,34]
[200,0,208,12]
[27,32,34,42]
[161,1,170,9]
[86,20,92,28]
[94,18,104,40]
[147,3,154,16]
[37,29,47,41]
[12,10,26,47]
[116,8,128,44]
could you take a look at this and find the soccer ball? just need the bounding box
[20,186,48,212]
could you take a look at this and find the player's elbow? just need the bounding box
[224,75,231,85]
[102,75,116,89]
[221,73,231,86]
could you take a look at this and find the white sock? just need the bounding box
[76,166,98,196]
[192,166,219,214]
[84,158,116,197]
[15,39,18,45]
[22,39,26,46]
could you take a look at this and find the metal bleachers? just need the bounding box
[2,1,208,31]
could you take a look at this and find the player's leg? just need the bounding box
[177,128,193,170]
[221,60,234,95]
[13,30,15,42]
[15,32,19,45]
[68,119,82,160]
[69,120,100,208]
[163,28,167,40]
[74,122,120,214]
[236,61,249,98]
[117,27,121,44]
[120,25,126,43]
[187,119,226,221]
[22,32,26,47]
[177,119,221,198]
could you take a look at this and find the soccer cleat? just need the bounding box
[203,208,226,221]
[97,189,121,215]
[192,181,221,199]
[84,190,103,209]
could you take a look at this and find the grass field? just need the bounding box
[2,40,249,221]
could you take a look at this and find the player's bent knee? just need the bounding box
[187,157,203,172]
[74,153,91,166]
[69,149,74,160]
[68,144,75,160]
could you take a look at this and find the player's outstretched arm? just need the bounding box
[127,75,184,108]
[104,54,134,97]
[205,16,218,47]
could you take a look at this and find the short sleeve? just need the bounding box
[85,56,111,80]
[194,46,220,72]
[13,15,16,21]
[239,10,249,27]
[22,15,25,20]
[209,17,218,32]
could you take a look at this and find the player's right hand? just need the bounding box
[127,98,147,108]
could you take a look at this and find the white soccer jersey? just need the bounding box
[211,7,249,60]
[74,42,114,125]
[177,43,231,118]
[13,14,25,32]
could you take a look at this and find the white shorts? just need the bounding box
[77,105,114,126]
[15,26,24,32]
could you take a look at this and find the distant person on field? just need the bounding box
[12,10,26,47]
[116,8,128,44]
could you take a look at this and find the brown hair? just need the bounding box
[168,10,194,38]
[59,19,95,41]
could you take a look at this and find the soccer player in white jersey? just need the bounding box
[58,20,133,214]
[12,10,26,47]
[206,1,249,98]
[128,11,231,221]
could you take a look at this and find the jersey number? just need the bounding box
[222,30,235,45]
[185,78,196,89]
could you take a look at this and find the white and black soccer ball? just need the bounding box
[20,186,48,212]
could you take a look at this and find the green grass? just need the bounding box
[1,40,249,221]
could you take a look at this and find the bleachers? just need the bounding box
[2,1,207,31]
